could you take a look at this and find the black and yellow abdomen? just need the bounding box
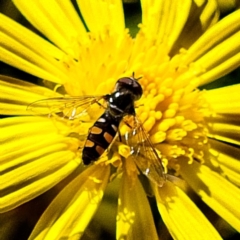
[82,111,120,165]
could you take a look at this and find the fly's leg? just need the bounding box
[92,94,109,109]
[118,129,122,142]
[116,120,133,143]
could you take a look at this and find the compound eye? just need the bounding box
[115,77,132,92]
[115,76,143,100]
[118,77,132,85]
[133,81,143,100]
[134,91,142,100]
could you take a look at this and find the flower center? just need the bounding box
[120,29,209,176]
[136,72,210,175]
[57,27,210,178]
[60,28,134,96]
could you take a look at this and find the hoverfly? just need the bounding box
[28,74,166,186]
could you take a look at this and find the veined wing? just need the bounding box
[124,117,166,187]
[27,96,106,120]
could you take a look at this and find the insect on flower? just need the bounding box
[28,74,166,186]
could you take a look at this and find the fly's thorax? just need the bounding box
[108,90,136,117]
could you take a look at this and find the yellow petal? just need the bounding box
[195,31,240,85]
[198,52,240,84]
[0,13,63,59]
[77,0,125,33]
[28,164,110,240]
[205,109,240,146]
[0,75,60,115]
[204,84,240,114]
[183,9,240,64]
[12,0,86,55]
[171,0,219,52]
[180,160,240,232]
[117,172,158,240]
[0,116,80,212]
[0,46,65,84]
[0,14,70,83]
[208,122,240,146]
[208,139,240,186]
[141,0,192,51]
[154,181,222,240]
[181,9,240,85]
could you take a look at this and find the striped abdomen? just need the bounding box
[82,111,120,165]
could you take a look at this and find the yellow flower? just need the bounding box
[0,0,240,239]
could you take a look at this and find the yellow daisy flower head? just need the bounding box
[1,0,240,239]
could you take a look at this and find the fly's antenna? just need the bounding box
[132,72,142,81]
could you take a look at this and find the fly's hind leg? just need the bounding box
[105,132,119,155]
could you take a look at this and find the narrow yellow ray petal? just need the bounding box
[205,113,240,147]
[0,75,60,115]
[141,0,192,52]
[195,31,240,69]
[28,164,110,240]
[180,160,240,232]
[53,0,87,34]
[0,16,69,83]
[0,32,67,83]
[140,0,161,30]
[0,116,80,212]
[1,136,75,172]
[0,117,70,156]
[219,165,240,187]
[171,0,219,52]
[164,0,192,50]
[182,9,240,64]
[199,52,240,85]
[0,79,53,102]
[77,0,125,33]
[205,113,240,131]
[12,0,86,57]
[204,84,240,114]
[0,149,79,212]
[0,119,76,172]
[141,0,193,51]
[0,75,58,97]
[0,14,63,59]
[197,0,220,29]
[11,0,66,46]
[0,48,63,84]
[153,1,173,45]
[194,31,240,84]
[117,172,158,240]
[0,103,29,115]
[154,181,222,240]
[207,122,240,146]
[208,139,240,186]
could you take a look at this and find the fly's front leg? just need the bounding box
[122,114,136,130]
[93,96,108,109]
[123,120,133,129]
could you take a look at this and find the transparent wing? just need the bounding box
[124,117,166,187]
[27,96,106,120]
